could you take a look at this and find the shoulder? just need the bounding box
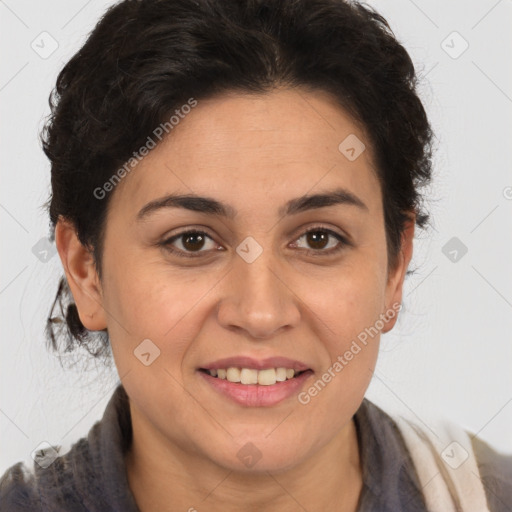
[471,435,512,512]
[0,384,135,512]
[0,460,41,511]
[391,408,512,512]
[358,400,512,512]
[0,437,93,512]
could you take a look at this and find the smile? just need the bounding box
[197,368,314,407]
[199,367,308,385]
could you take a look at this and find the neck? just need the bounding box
[125,404,363,512]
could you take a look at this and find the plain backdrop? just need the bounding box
[1,0,511,474]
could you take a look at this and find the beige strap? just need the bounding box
[394,415,491,512]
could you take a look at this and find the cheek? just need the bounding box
[306,260,386,342]
[299,259,385,389]
[102,262,219,358]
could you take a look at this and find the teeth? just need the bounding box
[207,367,301,385]
[226,367,241,382]
[275,368,287,381]
[241,368,258,384]
[258,368,277,385]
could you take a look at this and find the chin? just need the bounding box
[208,440,309,474]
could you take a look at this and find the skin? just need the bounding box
[55,87,414,512]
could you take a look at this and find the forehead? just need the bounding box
[109,87,381,221]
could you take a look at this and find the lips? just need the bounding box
[198,367,314,407]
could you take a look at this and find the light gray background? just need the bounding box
[1,0,511,474]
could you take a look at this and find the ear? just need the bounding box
[381,214,415,334]
[54,217,107,331]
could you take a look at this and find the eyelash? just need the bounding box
[159,225,350,259]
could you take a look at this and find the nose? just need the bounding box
[216,246,301,339]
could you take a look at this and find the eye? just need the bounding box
[160,225,349,259]
[160,230,219,258]
[291,226,349,256]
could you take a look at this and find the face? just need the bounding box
[58,87,413,474]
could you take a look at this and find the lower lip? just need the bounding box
[197,369,314,407]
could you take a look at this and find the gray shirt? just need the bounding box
[1,383,511,511]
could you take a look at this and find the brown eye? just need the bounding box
[305,231,329,250]
[160,226,348,259]
[181,232,206,251]
[293,227,348,255]
[161,230,218,257]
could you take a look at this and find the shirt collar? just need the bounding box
[353,398,427,511]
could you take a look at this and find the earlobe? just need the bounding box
[54,218,107,331]
[381,214,415,334]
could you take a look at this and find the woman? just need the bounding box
[1,0,510,510]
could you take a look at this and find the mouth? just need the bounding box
[198,367,312,386]
[197,366,314,407]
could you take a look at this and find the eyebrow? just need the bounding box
[136,187,369,221]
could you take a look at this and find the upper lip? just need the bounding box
[199,356,312,372]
